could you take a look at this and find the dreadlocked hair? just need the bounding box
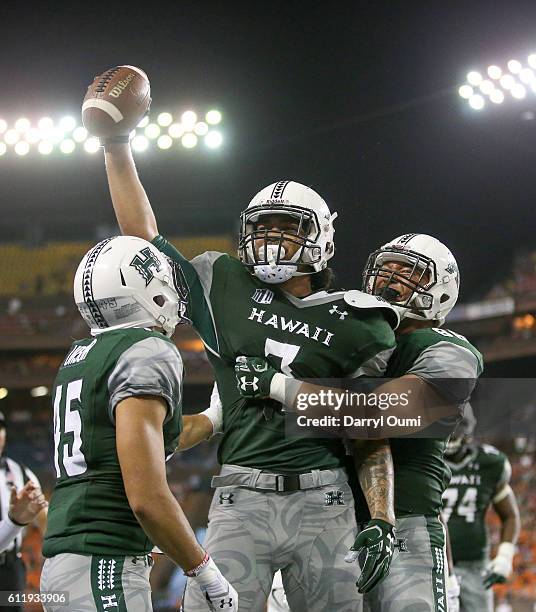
[310,267,334,292]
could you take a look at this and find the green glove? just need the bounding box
[235,356,277,399]
[344,519,396,593]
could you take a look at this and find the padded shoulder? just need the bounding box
[343,290,400,330]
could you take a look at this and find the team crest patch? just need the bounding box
[130,247,162,286]
[252,288,274,304]
[325,490,345,506]
[219,492,234,505]
[395,538,409,552]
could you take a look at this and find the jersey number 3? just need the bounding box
[53,380,88,478]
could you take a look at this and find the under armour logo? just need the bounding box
[219,493,234,505]
[239,376,259,392]
[220,598,234,608]
[329,305,348,320]
[325,490,345,506]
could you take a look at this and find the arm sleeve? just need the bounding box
[348,317,396,378]
[151,235,223,354]
[406,342,480,403]
[0,517,22,553]
[107,337,183,424]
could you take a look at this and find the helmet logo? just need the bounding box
[130,247,162,287]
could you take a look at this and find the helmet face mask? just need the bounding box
[363,247,437,315]
[362,234,459,325]
[238,181,336,285]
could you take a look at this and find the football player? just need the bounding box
[443,406,520,611]
[40,236,238,612]
[101,135,400,611]
[236,234,483,611]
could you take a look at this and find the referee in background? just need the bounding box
[0,410,47,611]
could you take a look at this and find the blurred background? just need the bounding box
[2,1,536,610]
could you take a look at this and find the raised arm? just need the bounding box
[103,143,158,240]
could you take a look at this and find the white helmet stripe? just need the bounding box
[81,238,112,329]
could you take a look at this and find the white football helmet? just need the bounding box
[74,236,189,337]
[238,180,337,284]
[362,233,459,325]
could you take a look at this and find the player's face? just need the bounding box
[0,427,5,456]
[253,214,307,259]
[374,260,430,302]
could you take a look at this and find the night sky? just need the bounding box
[2,1,536,301]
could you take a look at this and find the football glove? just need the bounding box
[235,356,276,399]
[446,574,460,612]
[483,542,515,589]
[344,519,395,593]
[186,555,238,611]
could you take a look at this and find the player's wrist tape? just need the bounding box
[269,373,302,406]
[201,405,223,436]
[184,552,210,577]
[496,541,515,563]
[7,512,29,527]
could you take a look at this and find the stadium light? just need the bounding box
[168,123,184,138]
[14,141,30,156]
[84,137,100,154]
[181,133,198,148]
[60,139,76,154]
[0,388,8,400]
[194,121,209,135]
[132,134,149,152]
[4,129,20,145]
[15,117,31,132]
[181,111,197,129]
[157,112,173,127]
[206,110,222,125]
[205,131,223,148]
[460,52,536,110]
[30,386,48,398]
[145,123,160,139]
[157,134,173,149]
[0,107,225,158]
[38,141,54,155]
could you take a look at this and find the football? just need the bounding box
[82,65,151,138]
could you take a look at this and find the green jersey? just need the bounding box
[444,444,511,562]
[153,236,397,472]
[354,327,483,520]
[43,328,183,558]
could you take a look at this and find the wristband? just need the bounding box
[184,552,210,577]
[101,135,131,147]
[496,541,515,562]
[7,512,29,527]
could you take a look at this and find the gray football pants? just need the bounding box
[182,480,362,611]
[363,515,449,612]
[454,560,493,612]
[40,552,153,611]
